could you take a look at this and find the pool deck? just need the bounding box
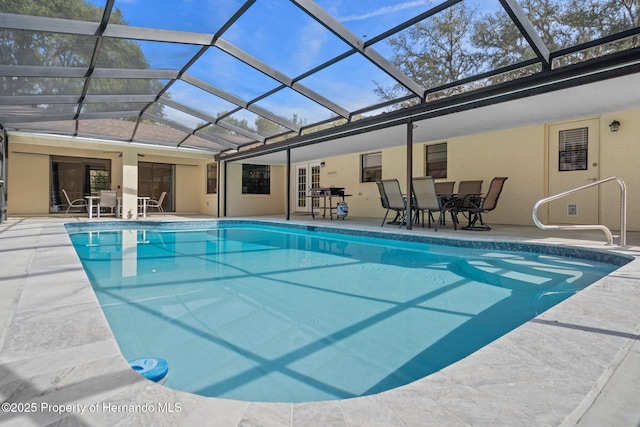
[0,215,638,426]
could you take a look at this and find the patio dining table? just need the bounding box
[116,196,151,218]
[446,193,484,228]
[85,196,100,219]
[413,192,483,229]
[137,196,150,218]
[87,196,151,219]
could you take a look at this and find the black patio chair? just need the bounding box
[458,177,508,230]
[376,179,407,227]
[412,177,458,230]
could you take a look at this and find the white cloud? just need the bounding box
[295,23,330,71]
[338,1,432,22]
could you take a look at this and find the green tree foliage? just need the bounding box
[256,113,307,137]
[255,115,283,136]
[222,114,253,133]
[0,0,164,116]
[375,2,481,106]
[214,112,306,140]
[376,0,639,106]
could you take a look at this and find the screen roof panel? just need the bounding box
[0,0,638,157]
[0,29,96,67]
[96,38,202,70]
[87,78,169,95]
[164,80,239,120]
[522,0,640,53]
[220,108,289,138]
[1,77,85,96]
[187,47,281,103]
[197,124,255,147]
[111,0,243,34]
[8,119,77,134]
[4,0,105,21]
[134,118,189,145]
[298,53,412,112]
[251,86,340,128]
[225,0,352,77]
[313,0,438,40]
[181,133,233,152]
[77,118,137,140]
[157,104,208,131]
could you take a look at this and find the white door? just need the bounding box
[294,162,321,213]
[548,119,600,224]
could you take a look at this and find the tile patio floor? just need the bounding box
[0,215,638,426]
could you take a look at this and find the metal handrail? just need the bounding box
[532,176,626,246]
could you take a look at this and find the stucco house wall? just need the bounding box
[223,162,286,217]
[5,107,639,232]
[293,109,639,231]
[7,134,217,217]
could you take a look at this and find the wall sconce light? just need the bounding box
[320,161,326,166]
[609,120,620,132]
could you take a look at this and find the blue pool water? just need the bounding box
[67,222,624,403]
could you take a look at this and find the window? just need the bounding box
[426,143,447,178]
[50,156,111,213]
[138,162,175,211]
[206,163,217,194]
[559,127,588,171]
[242,164,270,194]
[361,152,382,182]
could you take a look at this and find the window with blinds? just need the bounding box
[558,127,588,171]
[206,163,217,194]
[426,143,447,178]
[361,152,382,182]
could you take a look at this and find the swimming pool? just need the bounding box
[66,221,628,403]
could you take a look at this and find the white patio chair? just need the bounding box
[147,191,166,213]
[98,190,118,217]
[62,189,87,215]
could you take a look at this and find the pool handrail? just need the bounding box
[532,176,626,247]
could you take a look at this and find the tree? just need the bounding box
[476,0,639,68]
[255,113,307,137]
[0,0,164,116]
[559,0,640,64]
[375,0,639,106]
[375,2,482,106]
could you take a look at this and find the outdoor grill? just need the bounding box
[310,187,345,196]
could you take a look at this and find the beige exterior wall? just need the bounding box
[598,109,640,230]
[224,162,286,217]
[313,125,543,224]
[8,151,50,215]
[445,124,544,226]
[317,152,377,218]
[305,108,640,231]
[6,107,640,230]
[7,134,218,217]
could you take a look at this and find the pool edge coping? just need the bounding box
[2,217,639,426]
[65,219,633,267]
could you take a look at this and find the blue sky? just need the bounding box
[104,0,437,69]
[89,0,444,127]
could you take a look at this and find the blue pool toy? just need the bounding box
[128,358,169,384]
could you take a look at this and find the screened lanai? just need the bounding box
[2,0,640,153]
[1,0,640,220]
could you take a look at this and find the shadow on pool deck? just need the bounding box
[0,215,639,426]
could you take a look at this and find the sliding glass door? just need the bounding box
[50,156,111,213]
[138,161,174,212]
